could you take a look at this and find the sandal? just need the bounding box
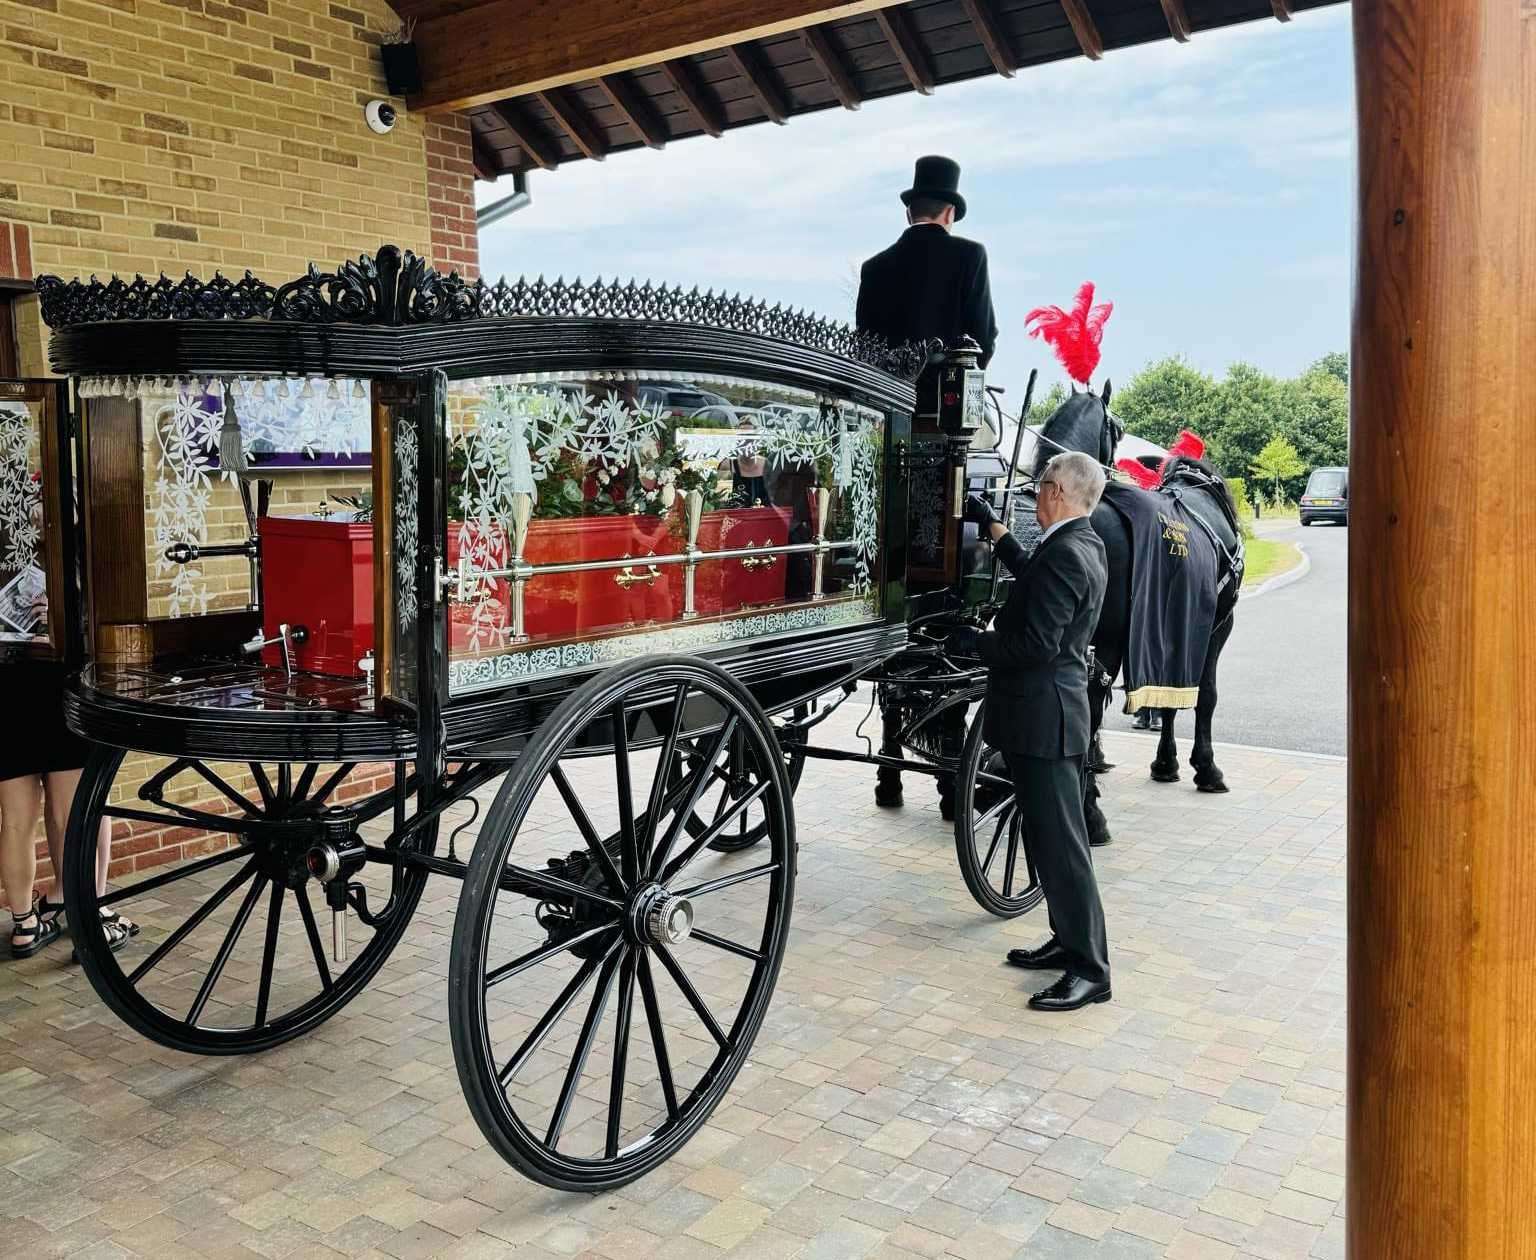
[9,894,62,959]
[69,907,138,963]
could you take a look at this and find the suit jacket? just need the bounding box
[978,517,1108,758]
[856,225,999,399]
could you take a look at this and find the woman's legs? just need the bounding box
[1,774,48,949]
[44,769,132,942]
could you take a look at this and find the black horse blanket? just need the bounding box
[1101,481,1218,713]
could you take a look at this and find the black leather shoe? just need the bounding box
[1028,972,1111,1012]
[1006,939,1071,971]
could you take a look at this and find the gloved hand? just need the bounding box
[963,494,999,529]
[948,626,983,659]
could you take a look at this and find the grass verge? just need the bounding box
[1243,537,1304,590]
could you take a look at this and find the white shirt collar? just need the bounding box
[1040,517,1073,544]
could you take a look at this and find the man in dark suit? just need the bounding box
[856,155,999,407]
[961,451,1112,1011]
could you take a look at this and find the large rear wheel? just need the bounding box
[449,656,794,1191]
[63,750,434,1055]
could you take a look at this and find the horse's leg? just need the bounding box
[1150,709,1180,781]
[1087,667,1115,774]
[1192,615,1236,794]
[875,685,905,808]
[937,700,965,821]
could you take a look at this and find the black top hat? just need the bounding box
[901,155,967,221]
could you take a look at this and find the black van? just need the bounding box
[1300,466,1348,526]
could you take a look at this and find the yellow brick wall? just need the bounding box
[0,0,439,373]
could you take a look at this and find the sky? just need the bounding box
[477,8,1355,403]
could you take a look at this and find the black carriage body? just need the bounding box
[38,247,926,767]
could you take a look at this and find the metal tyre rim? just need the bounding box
[953,703,1044,919]
[449,655,795,1192]
[63,746,432,1056]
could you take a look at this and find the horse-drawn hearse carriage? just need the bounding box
[1,246,1066,1188]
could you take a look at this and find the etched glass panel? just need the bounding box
[444,372,885,693]
[0,397,49,647]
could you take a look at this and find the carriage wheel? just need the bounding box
[953,704,1044,918]
[681,703,807,854]
[450,655,794,1191]
[63,748,433,1056]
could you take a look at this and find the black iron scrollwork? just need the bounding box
[35,245,930,380]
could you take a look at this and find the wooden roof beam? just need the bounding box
[960,0,1016,77]
[801,23,860,109]
[407,0,913,113]
[1158,0,1192,42]
[1271,0,1293,20]
[724,41,790,124]
[491,100,559,171]
[596,73,668,149]
[660,58,725,138]
[533,87,608,161]
[875,7,934,95]
[470,130,500,180]
[1059,0,1104,61]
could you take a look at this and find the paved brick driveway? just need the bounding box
[0,713,1345,1260]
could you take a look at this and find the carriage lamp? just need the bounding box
[936,336,985,437]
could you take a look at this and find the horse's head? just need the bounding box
[1031,379,1121,478]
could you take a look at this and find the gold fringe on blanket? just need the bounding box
[1123,685,1200,714]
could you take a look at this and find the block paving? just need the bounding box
[0,707,1346,1260]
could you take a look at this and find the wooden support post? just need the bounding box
[1350,2,1536,1258]
[801,24,860,108]
[1058,0,1103,60]
[1270,0,1292,21]
[960,0,1016,76]
[875,7,935,94]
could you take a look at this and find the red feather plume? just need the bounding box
[1026,282,1114,384]
[1167,429,1206,461]
[1115,458,1160,489]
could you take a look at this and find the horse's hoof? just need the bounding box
[1150,767,1180,784]
[875,790,904,809]
[939,800,955,822]
[1196,779,1230,795]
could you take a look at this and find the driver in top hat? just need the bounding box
[856,155,999,404]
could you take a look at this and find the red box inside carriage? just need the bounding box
[259,506,793,678]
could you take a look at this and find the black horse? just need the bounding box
[1019,386,1244,845]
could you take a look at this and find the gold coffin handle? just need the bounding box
[740,541,780,572]
[614,553,662,589]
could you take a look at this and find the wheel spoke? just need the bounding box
[127,860,257,984]
[499,938,623,1087]
[636,950,679,1121]
[253,882,284,1029]
[544,949,621,1150]
[308,763,358,808]
[100,846,246,908]
[606,953,638,1159]
[640,684,689,873]
[185,873,268,1026]
[1002,823,1022,899]
[104,803,251,834]
[691,928,764,963]
[249,764,276,812]
[293,884,334,992]
[649,716,739,879]
[485,923,613,989]
[550,765,625,894]
[980,808,1008,878]
[674,861,779,900]
[276,763,293,805]
[500,862,624,910]
[611,699,639,887]
[653,942,729,1049]
[186,760,263,814]
[976,793,1012,831]
[658,781,769,886]
[291,762,319,802]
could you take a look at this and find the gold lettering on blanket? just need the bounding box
[1158,512,1190,559]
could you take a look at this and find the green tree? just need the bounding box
[1279,368,1349,491]
[1209,361,1284,479]
[1024,381,1069,425]
[1111,356,1220,449]
[1250,435,1307,505]
[1310,350,1349,386]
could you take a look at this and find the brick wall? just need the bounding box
[425,113,480,280]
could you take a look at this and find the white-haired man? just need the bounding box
[962,451,1112,1011]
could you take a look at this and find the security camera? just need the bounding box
[365,100,397,134]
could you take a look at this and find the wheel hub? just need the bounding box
[629,883,695,947]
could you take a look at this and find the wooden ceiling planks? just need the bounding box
[458,0,1341,179]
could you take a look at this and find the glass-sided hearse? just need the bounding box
[9,247,1033,1188]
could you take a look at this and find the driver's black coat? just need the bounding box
[977,517,1108,758]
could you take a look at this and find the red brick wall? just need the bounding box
[425,114,480,280]
[0,221,35,281]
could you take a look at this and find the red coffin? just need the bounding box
[260,515,373,677]
[695,506,792,615]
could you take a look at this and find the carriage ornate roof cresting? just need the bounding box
[9,245,1037,1189]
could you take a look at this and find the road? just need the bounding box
[1106,520,1348,757]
